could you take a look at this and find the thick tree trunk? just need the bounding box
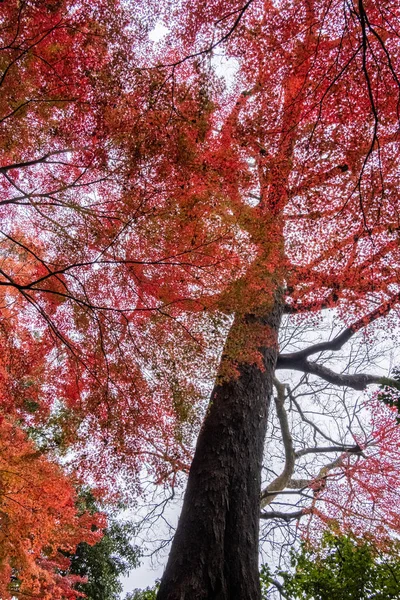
[157,298,283,600]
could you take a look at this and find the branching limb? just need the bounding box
[286,479,312,489]
[277,357,386,390]
[0,148,74,174]
[260,509,307,522]
[295,444,364,458]
[280,296,400,368]
[269,578,292,600]
[288,386,342,446]
[260,377,295,508]
[278,325,357,362]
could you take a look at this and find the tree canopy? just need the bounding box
[1,0,400,598]
[67,517,139,600]
[261,533,400,600]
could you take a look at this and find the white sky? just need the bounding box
[148,23,169,42]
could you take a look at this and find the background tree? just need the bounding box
[0,418,105,599]
[68,517,139,600]
[60,488,139,600]
[126,585,159,600]
[260,532,400,600]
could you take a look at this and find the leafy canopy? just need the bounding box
[1,0,400,594]
[261,533,400,600]
[67,519,139,600]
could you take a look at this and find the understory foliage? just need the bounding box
[67,513,139,600]
[260,533,400,600]
[126,585,159,600]
[1,0,400,597]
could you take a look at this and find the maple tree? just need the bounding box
[0,0,135,596]
[2,0,400,599]
[147,1,400,598]
[0,417,105,599]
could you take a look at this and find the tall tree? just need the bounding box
[2,1,400,599]
[146,1,400,598]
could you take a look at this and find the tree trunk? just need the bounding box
[157,297,283,600]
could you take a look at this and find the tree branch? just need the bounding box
[288,386,342,445]
[260,377,296,508]
[295,444,363,458]
[278,327,355,362]
[0,148,73,173]
[277,356,391,390]
[270,578,292,600]
[280,295,400,363]
[260,509,306,522]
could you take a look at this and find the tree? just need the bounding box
[260,532,400,600]
[126,585,159,600]
[67,518,139,600]
[2,1,400,599]
[0,0,198,489]
[0,1,133,595]
[0,417,105,599]
[150,2,400,598]
[59,488,139,600]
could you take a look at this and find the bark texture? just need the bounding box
[157,298,283,600]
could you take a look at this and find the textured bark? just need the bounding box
[157,298,283,600]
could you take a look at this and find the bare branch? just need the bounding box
[261,378,295,508]
[295,444,363,458]
[277,357,390,390]
[269,578,292,600]
[260,509,306,522]
[280,296,400,362]
[0,148,73,173]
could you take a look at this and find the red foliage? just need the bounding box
[1,0,400,584]
[0,417,105,599]
[302,398,400,547]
